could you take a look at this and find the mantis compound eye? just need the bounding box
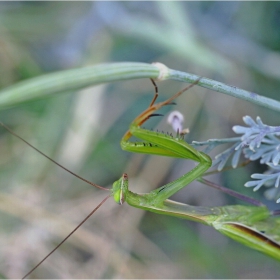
[113,173,128,205]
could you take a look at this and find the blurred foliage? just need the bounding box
[0,1,280,278]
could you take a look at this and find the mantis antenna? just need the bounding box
[21,195,110,279]
[0,122,109,191]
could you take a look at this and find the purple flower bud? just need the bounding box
[167,111,184,133]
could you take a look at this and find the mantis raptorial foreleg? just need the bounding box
[114,78,211,206]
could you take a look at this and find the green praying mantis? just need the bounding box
[1,78,280,279]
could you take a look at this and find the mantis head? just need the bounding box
[112,173,129,205]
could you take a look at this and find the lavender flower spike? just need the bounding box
[233,116,280,151]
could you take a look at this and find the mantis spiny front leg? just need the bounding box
[113,78,211,207]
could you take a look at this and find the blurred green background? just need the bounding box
[0,1,280,278]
